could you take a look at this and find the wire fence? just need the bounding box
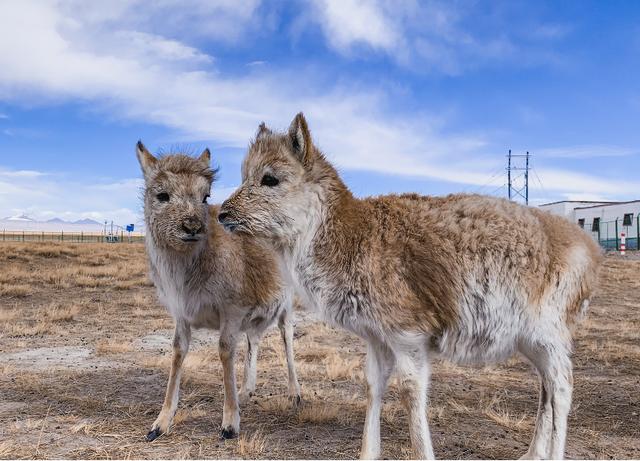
[3,216,637,250]
[582,215,639,251]
[0,230,145,244]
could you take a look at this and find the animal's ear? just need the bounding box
[256,122,272,139]
[136,141,157,178]
[199,148,211,166]
[288,112,313,167]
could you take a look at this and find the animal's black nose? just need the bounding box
[182,219,202,236]
[218,211,229,223]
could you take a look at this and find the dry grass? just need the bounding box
[0,308,19,322]
[447,398,471,414]
[0,440,31,458]
[1,320,52,336]
[296,399,358,426]
[0,242,638,460]
[237,431,268,458]
[95,339,134,355]
[484,402,529,430]
[70,419,95,435]
[323,352,363,381]
[172,407,209,426]
[256,395,295,415]
[0,283,33,298]
[45,304,80,322]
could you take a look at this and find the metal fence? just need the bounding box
[3,216,637,250]
[1,230,145,244]
[583,215,639,251]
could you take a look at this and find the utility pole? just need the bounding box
[507,149,512,200]
[507,150,531,205]
[525,151,529,206]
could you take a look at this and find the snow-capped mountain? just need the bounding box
[0,215,143,233]
[3,213,36,222]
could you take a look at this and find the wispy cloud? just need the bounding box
[0,168,143,224]
[536,145,639,159]
[306,0,569,74]
[0,166,236,224]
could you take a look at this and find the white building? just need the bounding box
[539,200,640,250]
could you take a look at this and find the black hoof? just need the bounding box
[146,428,162,442]
[291,395,302,407]
[220,426,238,439]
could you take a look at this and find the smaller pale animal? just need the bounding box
[136,142,301,442]
[219,114,603,459]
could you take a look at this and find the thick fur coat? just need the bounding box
[219,114,602,459]
[137,143,300,442]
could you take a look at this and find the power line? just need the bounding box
[532,167,547,198]
[489,183,507,196]
[471,167,507,194]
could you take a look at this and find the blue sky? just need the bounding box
[0,0,639,225]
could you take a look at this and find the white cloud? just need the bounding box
[0,165,238,226]
[307,0,566,74]
[0,169,46,178]
[536,145,639,159]
[57,0,263,43]
[0,168,143,224]
[310,0,401,54]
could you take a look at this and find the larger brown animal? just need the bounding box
[218,114,602,459]
[137,142,301,442]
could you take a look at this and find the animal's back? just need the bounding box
[355,193,601,360]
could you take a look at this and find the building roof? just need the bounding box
[538,200,619,207]
[574,199,640,210]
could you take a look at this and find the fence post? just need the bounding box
[22,230,24,242]
[637,215,640,250]
[615,219,619,251]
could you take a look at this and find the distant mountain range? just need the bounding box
[1,214,102,225]
[0,214,143,233]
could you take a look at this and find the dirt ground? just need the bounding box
[0,242,638,459]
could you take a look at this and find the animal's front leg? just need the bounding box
[147,320,191,441]
[219,328,240,439]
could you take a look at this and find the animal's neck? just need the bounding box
[282,164,363,277]
[146,225,208,276]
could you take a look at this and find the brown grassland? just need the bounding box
[0,242,638,459]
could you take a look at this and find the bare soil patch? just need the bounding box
[0,242,638,459]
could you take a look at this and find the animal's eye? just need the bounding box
[260,174,279,187]
[203,194,210,204]
[156,192,170,202]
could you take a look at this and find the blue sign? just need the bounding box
[126,224,134,232]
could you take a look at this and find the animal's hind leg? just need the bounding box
[549,352,573,459]
[239,331,260,403]
[278,308,301,405]
[520,339,573,460]
[147,320,191,441]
